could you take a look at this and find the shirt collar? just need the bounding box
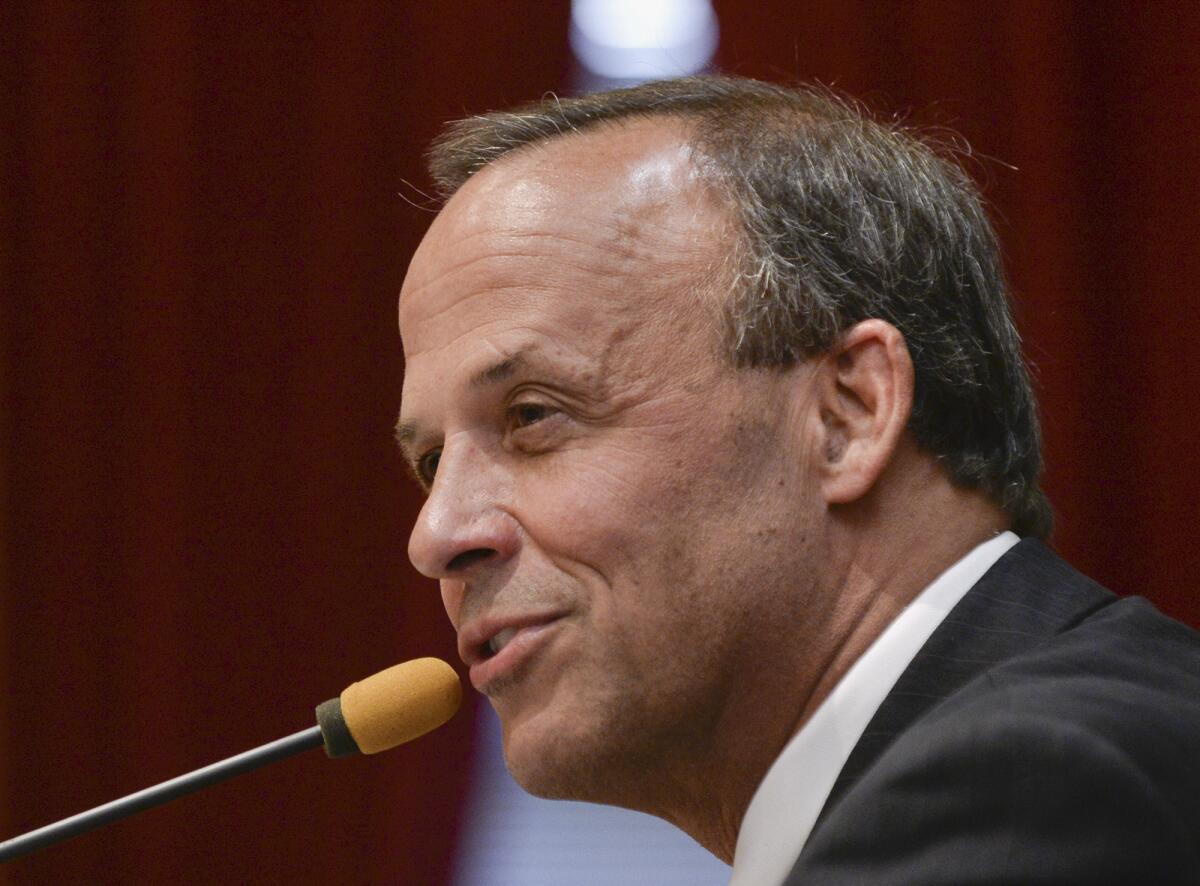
[728,531,1020,886]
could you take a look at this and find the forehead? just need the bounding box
[398,119,730,396]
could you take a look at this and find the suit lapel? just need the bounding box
[809,539,1115,835]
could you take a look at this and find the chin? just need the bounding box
[502,709,599,800]
[498,702,648,807]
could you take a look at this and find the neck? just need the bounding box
[674,460,1010,863]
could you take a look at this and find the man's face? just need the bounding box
[398,121,825,810]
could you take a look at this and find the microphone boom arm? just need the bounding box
[0,726,324,863]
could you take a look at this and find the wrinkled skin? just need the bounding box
[396,118,1005,859]
[398,121,832,851]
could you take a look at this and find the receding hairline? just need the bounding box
[436,112,716,209]
[426,78,860,202]
[426,111,740,285]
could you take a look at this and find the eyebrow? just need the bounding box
[393,350,535,464]
[471,352,527,388]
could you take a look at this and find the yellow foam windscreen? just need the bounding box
[339,658,462,755]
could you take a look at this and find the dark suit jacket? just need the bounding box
[784,539,1200,885]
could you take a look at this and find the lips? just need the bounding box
[459,611,568,692]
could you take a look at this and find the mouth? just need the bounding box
[486,626,520,657]
[459,612,568,692]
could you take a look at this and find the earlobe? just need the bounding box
[817,320,914,506]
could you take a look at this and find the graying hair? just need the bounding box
[426,76,1052,538]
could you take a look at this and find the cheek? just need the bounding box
[516,442,706,565]
[518,445,729,634]
[516,404,787,579]
[510,405,796,597]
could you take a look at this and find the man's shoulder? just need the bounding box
[922,591,1200,837]
[794,668,1200,883]
[788,545,1200,885]
[945,587,1200,732]
[977,589,1200,717]
[915,538,1200,736]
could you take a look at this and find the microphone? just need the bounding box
[0,657,462,863]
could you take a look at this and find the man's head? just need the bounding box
[426,76,1050,538]
[396,76,1046,853]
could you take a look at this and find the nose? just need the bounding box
[407,437,519,586]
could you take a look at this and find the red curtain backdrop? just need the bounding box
[1,2,1197,884]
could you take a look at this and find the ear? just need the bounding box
[814,319,914,505]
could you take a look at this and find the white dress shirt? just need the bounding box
[728,531,1020,886]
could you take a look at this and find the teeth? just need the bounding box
[488,628,518,656]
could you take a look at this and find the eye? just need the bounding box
[508,401,555,430]
[417,448,441,484]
